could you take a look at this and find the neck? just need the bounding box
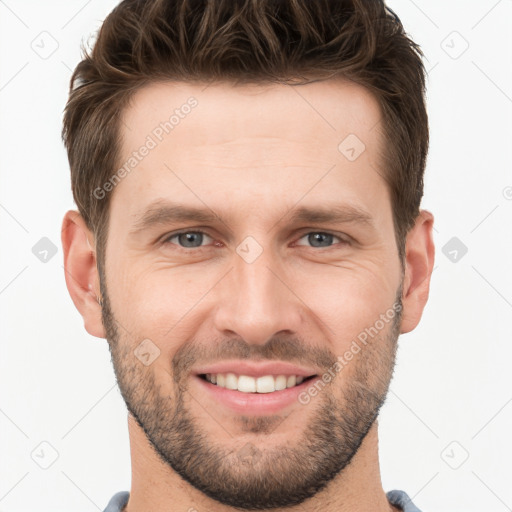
[124,414,397,512]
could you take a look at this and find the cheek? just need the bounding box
[107,260,218,339]
[287,262,399,348]
[107,246,400,352]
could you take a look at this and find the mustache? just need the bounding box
[171,335,338,383]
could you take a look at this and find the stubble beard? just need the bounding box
[100,279,402,510]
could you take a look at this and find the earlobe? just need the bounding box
[61,210,106,339]
[400,210,435,334]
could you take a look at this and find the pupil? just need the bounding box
[310,233,332,247]
[180,232,202,247]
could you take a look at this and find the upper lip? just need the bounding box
[193,360,319,378]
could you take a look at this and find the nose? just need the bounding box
[212,243,304,345]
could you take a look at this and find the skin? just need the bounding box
[62,78,434,512]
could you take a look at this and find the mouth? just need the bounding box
[191,360,322,414]
[195,372,319,415]
[199,373,318,394]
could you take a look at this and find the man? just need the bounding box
[61,0,434,511]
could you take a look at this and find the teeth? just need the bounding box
[238,375,256,393]
[256,375,274,393]
[275,375,287,390]
[204,373,309,393]
[225,373,238,390]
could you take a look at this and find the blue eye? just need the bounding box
[161,230,348,250]
[164,230,212,248]
[295,232,346,248]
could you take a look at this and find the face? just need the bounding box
[100,79,404,509]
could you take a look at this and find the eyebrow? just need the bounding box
[129,200,374,236]
[130,201,226,235]
[285,204,374,228]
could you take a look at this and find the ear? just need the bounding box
[400,209,435,334]
[61,210,106,339]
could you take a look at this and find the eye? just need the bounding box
[295,231,348,249]
[160,229,349,251]
[162,230,214,249]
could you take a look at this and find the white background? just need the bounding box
[0,1,511,511]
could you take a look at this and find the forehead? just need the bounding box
[113,78,388,224]
[121,78,382,151]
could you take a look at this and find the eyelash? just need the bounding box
[161,229,350,251]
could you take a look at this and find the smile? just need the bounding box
[200,373,317,393]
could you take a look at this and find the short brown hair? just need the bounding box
[62,0,428,269]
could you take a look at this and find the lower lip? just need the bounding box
[193,375,318,415]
